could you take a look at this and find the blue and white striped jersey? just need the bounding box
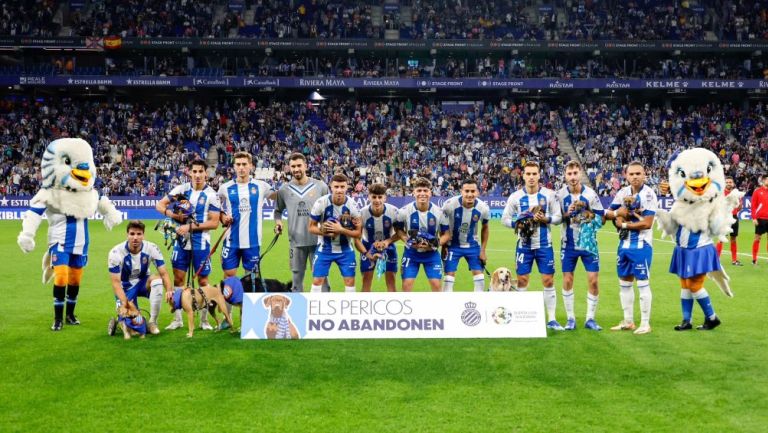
[557,185,605,251]
[167,183,221,251]
[396,201,446,254]
[107,241,166,291]
[217,179,274,249]
[610,185,658,250]
[28,202,90,255]
[675,226,714,249]
[361,203,399,244]
[501,187,562,249]
[310,194,361,253]
[440,196,490,249]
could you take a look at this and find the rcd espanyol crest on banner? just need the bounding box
[461,301,481,327]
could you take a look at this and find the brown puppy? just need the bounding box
[118,301,146,340]
[263,294,299,339]
[168,286,235,338]
[489,267,517,291]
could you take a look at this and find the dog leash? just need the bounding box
[247,231,282,293]
[193,225,231,281]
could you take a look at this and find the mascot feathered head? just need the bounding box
[41,138,96,192]
[667,148,725,204]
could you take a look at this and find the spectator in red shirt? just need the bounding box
[717,177,744,265]
[751,175,768,265]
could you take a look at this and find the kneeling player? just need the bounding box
[440,178,490,292]
[108,221,173,335]
[308,174,362,293]
[354,183,400,291]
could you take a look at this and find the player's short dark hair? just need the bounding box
[523,161,540,172]
[461,177,478,188]
[288,152,306,163]
[565,160,582,171]
[368,183,387,195]
[233,151,252,163]
[626,160,645,171]
[331,173,349,184]
[725,176,734,181]
[412,177,432,189]
[126,220,145,233]
[189,159,208,170]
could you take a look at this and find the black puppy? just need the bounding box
[240,273,293,293]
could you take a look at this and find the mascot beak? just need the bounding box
[71,163,92,186]
[685,177,710,196]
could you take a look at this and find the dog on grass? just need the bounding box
[118,301,147,340]
[489,267,516,291]
[262,294,300,339]
[168,286,235,338]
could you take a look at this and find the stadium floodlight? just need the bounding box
[348,48,355,55]
[309,91,326,101]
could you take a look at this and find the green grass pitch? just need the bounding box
[1,219,766,432]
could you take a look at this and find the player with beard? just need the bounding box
[274,153,330,292]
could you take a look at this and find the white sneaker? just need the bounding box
[164,320,183,330]
[200,321,214,331]
[633,324,652,335]
[147,322,160,335]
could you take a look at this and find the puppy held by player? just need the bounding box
[394,177,449,292]
[353,183,400,292]
[440,177,490,292]
[307,173,362,293]
[501,162,563,330]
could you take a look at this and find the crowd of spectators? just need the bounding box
[0,0,59,37]
[3,95,767,201]
[0,97,562,198]
[3,0,768,42]
[561,101,768,196]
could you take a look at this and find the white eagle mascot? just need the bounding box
[17,138,123,331]
[655,147,741,332]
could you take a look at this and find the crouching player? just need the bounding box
[354,183,400,291]
[440,177,490,292]
[107,221,173,335]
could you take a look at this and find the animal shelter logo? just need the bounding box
[492,307,512,325]
[460,301,481,327]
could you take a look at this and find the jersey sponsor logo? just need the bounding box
[239,197,251,213]
[459,223,470,234]
[297,201,310,217]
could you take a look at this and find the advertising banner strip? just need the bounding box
[241,292,547,340]
[4,36,768,52]
[5,76,768,90]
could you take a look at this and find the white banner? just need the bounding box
[240,292,546,339]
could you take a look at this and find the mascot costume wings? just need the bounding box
[17,138,123,331]
[655,148,741,331]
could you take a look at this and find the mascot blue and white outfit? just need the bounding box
[656,148,739,331]
[17,138,123,331]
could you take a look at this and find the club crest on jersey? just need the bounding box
[539,198,546,208]
[472,214,479,221]
[251,187,257,195]
[428,217,436,226]
[198,197,205,205]
[384,220,390,228]
[142,256,148,265]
